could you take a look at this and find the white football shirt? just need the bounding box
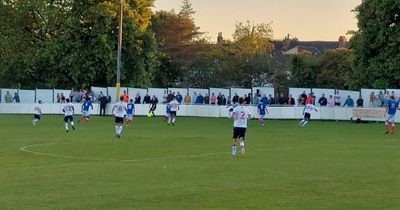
[63,103,74,116]
[232,105,250,128]
[34,104,42,115]
[304,104,316,114]
[169,100,179,111]
[113,102,127,118]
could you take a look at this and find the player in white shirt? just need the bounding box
[33,100,42,126]
[112,96,127,138]
[63,98,75,132]
[168,97,180,126]
[299,103,318,127]
[230,97,251,158]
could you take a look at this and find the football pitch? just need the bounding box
[1,115,400,209]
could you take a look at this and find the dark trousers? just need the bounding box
[100,105,106,116]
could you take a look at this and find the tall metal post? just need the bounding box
[116,0,123,101]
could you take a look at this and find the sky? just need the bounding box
[154,0,361,42]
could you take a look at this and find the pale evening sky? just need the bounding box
[154,0,361,42]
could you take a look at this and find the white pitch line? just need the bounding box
[19,143,336,165]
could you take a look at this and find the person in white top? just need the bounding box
[112,96,127,138]
[63,98,75,132]
[33,100,42,126]
[168,97,180,126]
[230,97,251,158]
[300,103,318,127]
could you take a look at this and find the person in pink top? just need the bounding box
[327,95,335,106]
[210,93,217,105]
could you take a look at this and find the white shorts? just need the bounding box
[386,114,395,123]
[82,110,90,117]
[259,115,265,119]
[126,114,133,120]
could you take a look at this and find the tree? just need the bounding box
[317,49,353,89]
[289,55,319,87]
[349,0,400,89]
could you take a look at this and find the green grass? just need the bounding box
[1,115,400,210]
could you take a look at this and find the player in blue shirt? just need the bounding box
[126,99,135,127]
[385,95,399,134]
[79,97,93,125]
[257,101,268,127]
[164,103,171,123]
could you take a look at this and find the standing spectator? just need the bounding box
[232,93,239,104]
[134,94,141,104]
[334,90,341,106]
[343,95,354,107]
[278,93,286,105]
[4,91,12,103]
[222,94,227,105]
[69,89,74,102]
[378,91,384,106]
[57,93,61,103]
[204,93,210,104]
[217,93,222,105]
[318,94,328,106]
[369,91,375,107]
[122,90,129,103]
[192,92,198,104]
[244,94,251,104]
[167,90,174,103]
[99,94,109,116]
[305,93,313,105]
[210,93,217,105]
[327,95,335,106]
[195,93,204,104]
[356,95,364,107]
[301,91,307,104]
[143,93,151,104]
[252,93,260,105]
[12,92,20,103]
[311,92,316,105]
[297,94,304,106]
[268,94,275,105]
[184,92,191,104]
[60,93,66,103]
[176,92,183,104]
[287,94,295,106]
[226,96,231,105]
[162,90,168,104]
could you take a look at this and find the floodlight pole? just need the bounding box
[116,0,123,101]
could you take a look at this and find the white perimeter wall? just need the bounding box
[0,104,393,122]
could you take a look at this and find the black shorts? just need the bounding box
[34,114,40,120]
[150,105,157,112]
[304,113,311,120]
[115,117,124,124]
[232,127,246,139]
[64,115,73,122]
[170,111,177,117]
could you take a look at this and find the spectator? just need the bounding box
[143,93,151,104]
[184,92,191,104]
[60,93,66,103]
[162,90,168,104]
[210,93,217,105]
[192,92,198,104]
[12,92,20,103]
[343,95,354,107]
[232,93,239,104]
[204,93,210,104]
[252,93,260,105]
[297,94,304,106]
[305,93,313,105]
[167,90,174,103]
[4,91,12,103]
[311,92,316,105]
[378,91,384,105]
[57,93,61,103]
[261,94,268,105]
[334,90,341,106]
[69,88,74,102]
[217,93,222,105]
[318,94,328,106]
[268,94,275,105]
[134,94,141,104]
[369,91,376,107]
[278,93,286,105]
[176,92,183,104]
[287,94,295,106]
[226,96,232,105]
[99,94,109,116]
[301,91,307,104]
[244,94,251,104]
[122,90,129,103]
[356,95,364,107]
[195,93,204,104]
[327,95,335,107]
[222,94,227,105]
